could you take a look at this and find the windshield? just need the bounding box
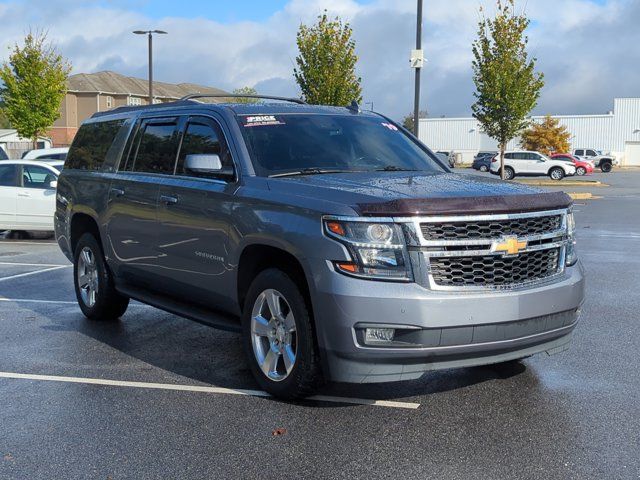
[236,114,444,177]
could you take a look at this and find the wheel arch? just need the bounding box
[70,212,103,255]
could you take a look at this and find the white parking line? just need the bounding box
[0,262,70,267]
[0,265,71,282]
[0,371,421,410]
[0,298,78,305]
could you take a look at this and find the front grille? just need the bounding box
[429,248,560,287]
[421,215,562,241]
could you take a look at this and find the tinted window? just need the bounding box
[574,150,583,156]
[130,121,179,174]
[66,120,126,170]
[0,148,8,160]
[237,114,443,177]
[586,150,597,156]
[22,165,57,189]
[0,164,17,186]
[176,118,233,177]
[36,152,66,160]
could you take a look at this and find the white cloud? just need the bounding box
[0,0,637,119]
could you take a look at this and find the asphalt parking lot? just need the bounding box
[1,171,639,479]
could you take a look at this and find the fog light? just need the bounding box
[365,328,395,345]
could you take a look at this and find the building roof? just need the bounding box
[67,71,229,101]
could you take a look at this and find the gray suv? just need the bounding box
[55,95,585,399]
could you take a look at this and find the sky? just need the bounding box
[0,0,637,120]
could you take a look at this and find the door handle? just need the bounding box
[110,188,125,197]
[160,195,178,205]
[17,192,31,197]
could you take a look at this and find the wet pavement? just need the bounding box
[0,171,638,479]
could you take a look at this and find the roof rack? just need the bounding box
[179,93,306,105]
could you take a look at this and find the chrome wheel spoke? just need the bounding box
[260,349,280,377]
[283,311,296,333]
[265,290,282,318]
[78,273,91,288]
[282,345,295,373]
[252,315,272,337]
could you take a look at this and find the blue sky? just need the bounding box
[1,0,638,119]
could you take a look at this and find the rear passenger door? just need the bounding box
[106,117,181,284]
[154,115,238,310]
[0,164,18,228]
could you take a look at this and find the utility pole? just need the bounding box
[411,0,424,137]
[133,30,168,104]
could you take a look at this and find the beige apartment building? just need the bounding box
[50,71,228,146]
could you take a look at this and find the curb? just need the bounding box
[568,193,601,200]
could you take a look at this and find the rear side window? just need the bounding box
[128,121,180,174]
[0,164,17,186]
[66,119,126,170]
[574,149,584,156]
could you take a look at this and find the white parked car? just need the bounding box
[0,160,60,232]
[490,151,576,180]
[21,147,69,161]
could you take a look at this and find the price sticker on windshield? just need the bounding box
[381,122,398,131]
[243,115,285,127]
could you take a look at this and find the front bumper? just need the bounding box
[311,260,585,383]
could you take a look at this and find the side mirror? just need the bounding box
[184,154,233,178]
[48,180,58,189]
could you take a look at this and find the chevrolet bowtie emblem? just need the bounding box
[492,236,528,255]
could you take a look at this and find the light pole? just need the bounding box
[411,0,424,137]
[133,30,168,104]
[365,101,374,111]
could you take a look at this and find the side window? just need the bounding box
[21,165,57,189]
[0,164,18,187]
[586,150,597,157]
[511,153,525,160]
[176,117,234,177]
[528,153,543,161]
[574,149,583,156]
[504,153,513,159]
[66,119,126,170]
[130,121,180,174]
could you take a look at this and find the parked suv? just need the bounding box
[55,97,585,399]
[573,148,616,172]
[490,151,576,180]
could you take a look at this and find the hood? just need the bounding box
[267,172,572,216]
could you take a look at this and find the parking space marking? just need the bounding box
[0,298,78,305]
[0,371,421,410]
[0,265,71,282]
[0,262,70,267]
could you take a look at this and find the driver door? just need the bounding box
[15,164,57,230]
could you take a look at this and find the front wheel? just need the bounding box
[600,162,612,173]
[549,167,565,180]
[242,269,322,399]
[73,233,129,320]
[479,165,488,172]
[576,166,586,176]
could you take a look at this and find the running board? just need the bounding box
[116,283,241,333]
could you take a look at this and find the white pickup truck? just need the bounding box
[573,148,617,172]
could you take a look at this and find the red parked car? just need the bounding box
[551,154,594,176]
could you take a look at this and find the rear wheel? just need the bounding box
[502,166,515,180]
[600,161,612,173]
[549,167,564,180]
[73,233,129,320]
[576,166,586,176]
[479,165,488,172]
[241,268,322,399]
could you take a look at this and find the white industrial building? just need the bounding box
[418,97,640,166]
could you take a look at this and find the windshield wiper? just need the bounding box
[269,168,359,178]
[375,166,419,172]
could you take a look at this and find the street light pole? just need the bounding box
[413,0,423,137]
[133,30,168,104]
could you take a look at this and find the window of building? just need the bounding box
[106,96,113,109]
[127,96,143,106]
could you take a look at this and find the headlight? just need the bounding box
[566,211,578,266]
[323,218,412,281]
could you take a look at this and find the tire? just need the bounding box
[480,165,488,172]
[241,268,322,399]
[73,232,129,321]
[549,167,564,180]
[600,161,612,173]
[502,166,515,180]
[576,166,586,176]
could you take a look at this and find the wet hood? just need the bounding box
[268,172,572,216]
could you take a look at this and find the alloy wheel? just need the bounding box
[77,246,99,307]
[250,289,297,382]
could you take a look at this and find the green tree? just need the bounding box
[471,0,544,179]
[402,110,428,132]
[0,32,71,148]
[521,115,571,155]
[294,12,362,105]
[232,86,259,104]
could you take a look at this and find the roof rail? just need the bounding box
[179,93,306,105]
